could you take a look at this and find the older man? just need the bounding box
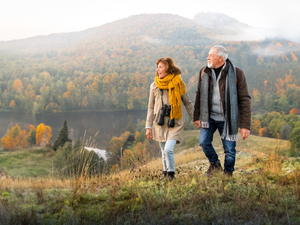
[194,45,251,176]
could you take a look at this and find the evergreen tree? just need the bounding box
[53,120,72,151]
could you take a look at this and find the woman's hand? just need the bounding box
[146,128,153,140]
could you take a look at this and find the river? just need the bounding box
[0,110,147,149]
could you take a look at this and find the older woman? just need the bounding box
[146,57,194,180]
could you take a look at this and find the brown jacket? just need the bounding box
[193,60,251,130]
[146,82,194,143]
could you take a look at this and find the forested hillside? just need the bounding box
[0,13,299,114]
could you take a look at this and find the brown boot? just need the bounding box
[204,161,223,176]
[224,170,233,177]
[214,161,223,172]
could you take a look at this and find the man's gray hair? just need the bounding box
[211,45,228,61]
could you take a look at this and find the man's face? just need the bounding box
[207,48,223,69]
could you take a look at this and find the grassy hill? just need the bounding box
[1,133,300,224]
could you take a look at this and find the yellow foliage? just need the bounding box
[251,119,261,135]
[122,149,134,169]
[1,124,31,149]
[63,91,71,98]
[36,123,52,146]
[9,100,16,108]
[111,164,120,173]
[135,131,140,140]
[13,79,24,94]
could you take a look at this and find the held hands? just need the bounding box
[194,120,201,128]
[241,128,250,140]
[146,128,153,140]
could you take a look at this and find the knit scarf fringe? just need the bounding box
[155,74,187,119]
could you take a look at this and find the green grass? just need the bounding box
[0,147,55,177]
[0,134,299,224]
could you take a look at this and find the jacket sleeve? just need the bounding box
[193,68,203,122]
[236,68,251,130]
[146,83,155,128]
[182,92,194,121]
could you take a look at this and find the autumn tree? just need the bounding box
[121,149,134,169]
[36,123,52,146]
[259,127,271,137]
[289,126,300,156]
[9,100,16,109]
[133,142,147,164]
[251,118,262,135]
[1,124,31,149]
[13,79,24,94]
[252,89,261,109]
[111,164,120,173]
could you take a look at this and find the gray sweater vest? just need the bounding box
[210,68,225,121]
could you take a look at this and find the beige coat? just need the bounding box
[146,82,194,143]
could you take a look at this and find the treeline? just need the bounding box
[0,14,299,114]
[251,111,300,156]
[0,40,299,114]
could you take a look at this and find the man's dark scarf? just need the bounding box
[200,59,239,141]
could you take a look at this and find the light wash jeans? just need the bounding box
[159,139,177,172]
[199,118,236,173]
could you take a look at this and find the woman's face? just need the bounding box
[157,62,168,79]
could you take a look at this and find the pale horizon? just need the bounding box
[1,0,300,42]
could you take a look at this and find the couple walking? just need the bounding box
[145,45,251,179]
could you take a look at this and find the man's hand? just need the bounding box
[194,120,201,128]
[241,128,250,140]
[146,128,153,140]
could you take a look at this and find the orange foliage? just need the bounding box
[36,123,52,146]
[122,149,134,168]
[259,126,270,137]
[9,100,16,108]
[251,119,261,135]
[67,81,75,92]
[13,79,24,94]
[24,84,36,101]
[291,52,298,61]
[1,124,31,149]
[111,164,120,173]
[133,142,147,163]
[88,81,98,94]
[45,103,59,112]
[1,135,14,149]
[290,108,300,114]
[63,91,71,98]
[135,131,140,140]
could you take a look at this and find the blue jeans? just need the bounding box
[199,118,236,172]
[159,140,177,172]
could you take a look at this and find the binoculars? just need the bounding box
[157,104,175,127]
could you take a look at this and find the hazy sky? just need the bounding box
[1,0,299,42]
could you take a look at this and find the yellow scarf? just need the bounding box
[155,74,187,119]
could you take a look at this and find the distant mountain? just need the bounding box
[0,13,251,52]
[194,12,250,33]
